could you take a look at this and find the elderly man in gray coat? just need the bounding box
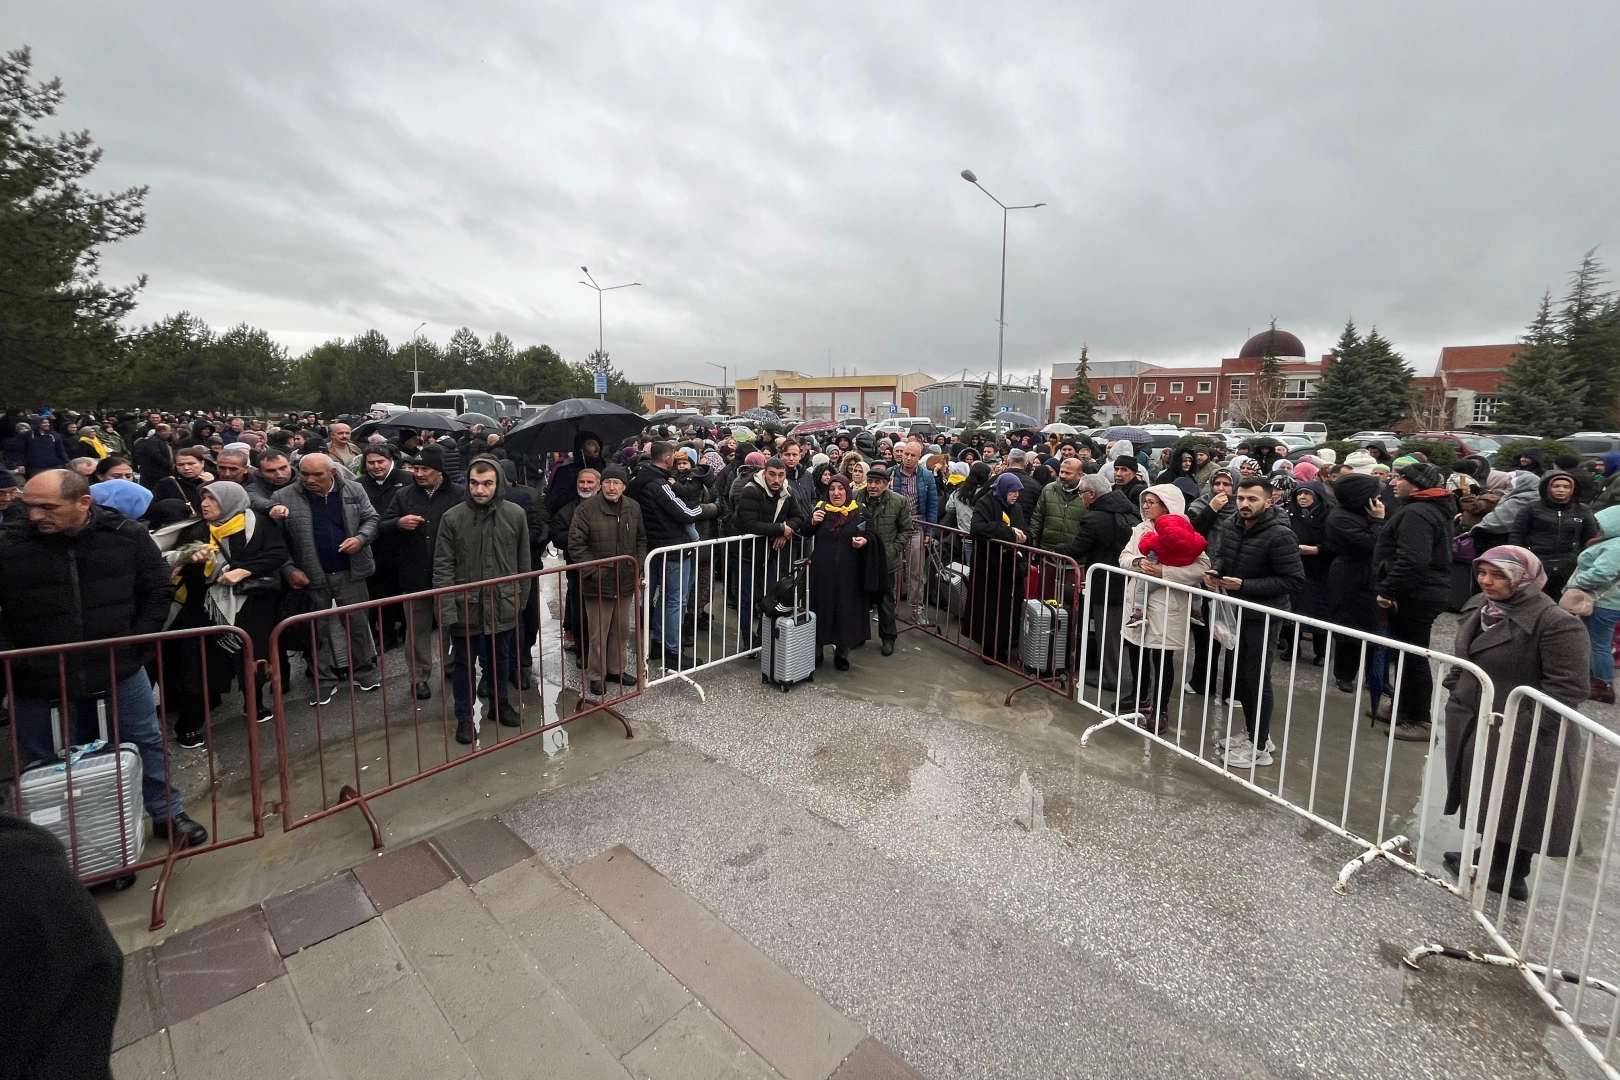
[272,453,382,705]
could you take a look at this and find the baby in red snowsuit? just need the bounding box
[1127,514,1207,629]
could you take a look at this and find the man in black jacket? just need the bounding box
[131,423,174,490]
[1373,461,1456,740]
[1062,473,1142,693]
[732,456,806,644]
[379,445,465,700]
[0,469,206,848]
[360,445,409,649]
[551,467,600,663]
[1203,477,1306,768]
[629,442,718,669]
[1112,456,1147,506]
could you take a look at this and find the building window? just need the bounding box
[1097,390,1107,400]
[1196,413,1210,426]
[1167,412,1182,424]
[1472,395,1503,425]
[1058,383,1069,395]
[1282,377,1318,400]
[1228,377,1248,399]
[1142,382,1156,394]
[1197,381,1212,394]
[1169,382,1183,394]
[1113,383,1123,393]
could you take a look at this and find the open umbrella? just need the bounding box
[644,407,705,425]
[788,419,841,435]
[1103,425,1152,444]
[353,411,465,439]
[455,412,502,431]
[999,411,1041,427]
[737,407,784,423]
[501,397,645,458]
[1041,422,1078,436]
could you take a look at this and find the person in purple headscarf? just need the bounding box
[1440,545,1589,901]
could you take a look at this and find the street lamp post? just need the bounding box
[705,361,728,414]
[579,267,641,399]
[409,321,427,396]
[960,169,1044,416]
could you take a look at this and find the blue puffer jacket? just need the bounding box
[891,464,938,524]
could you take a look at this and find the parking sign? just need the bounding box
[840,404,849,413]
[889,404,898,414]
[941,405,951,415]
[594,372,608,395]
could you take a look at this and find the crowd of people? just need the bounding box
[2,406,1617,899]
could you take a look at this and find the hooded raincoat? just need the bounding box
[1118,484,1212,651]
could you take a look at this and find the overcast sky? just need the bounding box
[9,2,1618,384]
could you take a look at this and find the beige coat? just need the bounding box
[1119,484,1212,652]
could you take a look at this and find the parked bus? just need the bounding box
[410,388,501,419]
[493,395,526,422]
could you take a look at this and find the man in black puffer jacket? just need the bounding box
[1062,473,1142,692]
[731,456,805,640]
[1509,469,1603,596]
[1372,461,1455,739]
[0,469,206,848]
[1203,477,1306,768]
[629,442,718,668]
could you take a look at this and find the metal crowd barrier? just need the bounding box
[641,533,812,701]
[1,625,266,930]
[891,521,1084,706]
[1405,685,1620,1079]
[1074,562,1499,895]
[267,557,640,848]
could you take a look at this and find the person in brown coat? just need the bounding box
[1442,545,1590,900]
[567,464,647,697]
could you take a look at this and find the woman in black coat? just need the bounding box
[1283,480,1333,664]
[968,473,1029,665]
[1323,473,1386,689]
[804,475,875,670]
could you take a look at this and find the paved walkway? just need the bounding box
[110,819,918,1080]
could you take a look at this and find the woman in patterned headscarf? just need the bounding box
[805,474,875,670]
[1440,546,1589,901]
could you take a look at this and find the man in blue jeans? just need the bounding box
[628,442,718,671]
[0,469,206,849]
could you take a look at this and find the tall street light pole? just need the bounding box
[409,321,426,396]
[960,170,1044,416]
[579,267,641,399]
[705,361,728,414]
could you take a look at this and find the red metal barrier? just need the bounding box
[892,520,1083,705]
[267,556,642,847]
[2,625,266,930]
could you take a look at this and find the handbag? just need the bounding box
[1560,588,1597,616]
[236,573,283,596]
[1450,533,1477,563]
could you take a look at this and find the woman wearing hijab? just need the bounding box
[1283,481,1333,664]
[1323,473,1386,692]
[805,475,875,671]
[967,473,1028,665]
[1441,547,1589,901]
[161,481,290,744]
[1118,484,1210,727]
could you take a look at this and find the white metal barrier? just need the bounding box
[640,533,812,701]
[1075,562,1499,896]
[1405,685,1620,1079]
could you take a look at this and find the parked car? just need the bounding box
[1258,421,1329,446]
[1273,435,1317,455]
[1410,431,1501,456]
[1347,435,1403,453]
[1562,433,1620,460]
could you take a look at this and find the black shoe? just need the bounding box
[518,668,532,690]
[589,680,607,697]
[1335,679,1356,694]
[834,652,850,672]
[455,717,475,744]
[696,612,711,631]
[1442,850,1462,875]
[310,685,337,707]
[881,638,895,657]
[1311,655,1325,667]
[151,813,208,848]
[608,672,638,688]
[415,681,431,700]
[497,704,522,727]
[175,730,205,750]
[662,649,688,672]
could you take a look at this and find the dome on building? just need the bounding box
[1238,329,1306,358]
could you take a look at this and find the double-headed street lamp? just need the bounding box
[579,267,641,398]
[960,169,1044,415]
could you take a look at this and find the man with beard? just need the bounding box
[732,456,806,645]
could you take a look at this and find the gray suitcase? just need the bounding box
[1021,598,1070,675]
[19,698,145,876]
[760,612,818,691]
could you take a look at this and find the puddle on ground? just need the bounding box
[809,729,925,806]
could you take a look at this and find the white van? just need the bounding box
[1259,421,1328,446]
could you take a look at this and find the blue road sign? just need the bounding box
[840,404,849,413]
[941,405,952,415]
[1001,405,1011,412]
[594,372,609,395]
[889,404,898,415]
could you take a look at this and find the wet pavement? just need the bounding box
[506,612,1620,1079]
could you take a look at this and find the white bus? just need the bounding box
[411,389,501,419]
[492,395,525,422]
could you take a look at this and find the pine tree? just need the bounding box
[970,381,996,424]
[768,386,788,417]
[1059,346,1100,426]
[1311,318,1368,438]
[1359,328,1414,429]
[1559,249,1620,428]
[1496,293,1587,437]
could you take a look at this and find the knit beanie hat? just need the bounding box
[601,464,630,484]
[744,451,768,467]
[1398,461,1445,490]
[1343,450,1377,474]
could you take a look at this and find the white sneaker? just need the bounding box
[1223,741,1274,768]
[1216,734,1275,753]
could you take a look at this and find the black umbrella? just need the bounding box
[353,411,465,439]
[501,397,646,457]
[645,407,705,425]
[455,412,502,431]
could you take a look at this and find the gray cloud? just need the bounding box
[9,1,1617,380]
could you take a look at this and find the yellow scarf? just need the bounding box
[176,514,249,602]
[1001,511,1010,526]
[817,500,856,516]
[85,433,108,458]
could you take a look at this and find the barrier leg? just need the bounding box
[338,784,386,850]
[1335,834,1410,895]
[147,829,191,932]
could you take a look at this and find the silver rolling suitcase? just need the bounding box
[760,612,819,691]
[18,698,146,876]
[1021,598,1070,676]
